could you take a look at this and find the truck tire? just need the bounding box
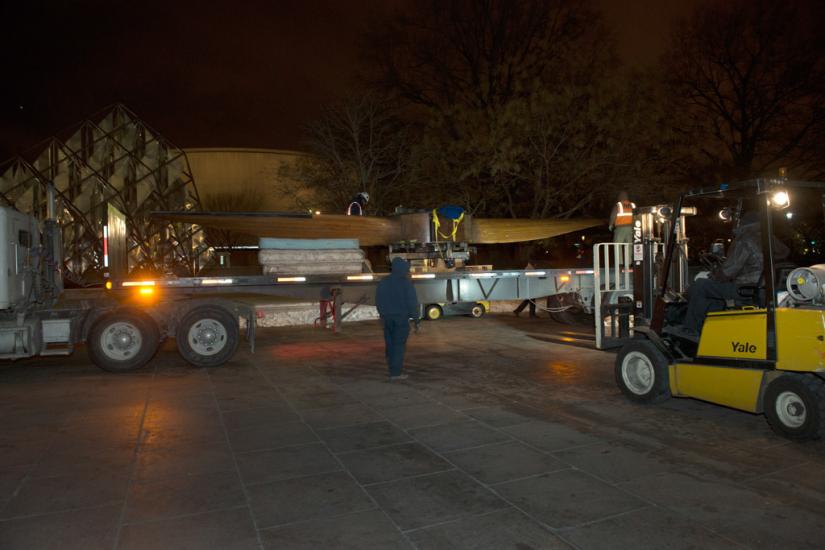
[764,374,825,441]
[176,306,239,367]
[424,304,443,321]
[88,310,160,372]
[615,340,671,404]
[470,303,486,318]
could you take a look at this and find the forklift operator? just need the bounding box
[682,211,787,337]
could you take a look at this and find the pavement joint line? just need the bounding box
[552,503,654,533]
[254,504,381,533]
[207,365,267,550]
[401,430,569,540]
[0,500,127,524]
[120,503,250,527]
[360,467,460,488]
[735,460,813,484]
[331,439,423,456]
[486,467,574,487]
[311,418,400,432]
[2,470,29,508]
[427,436,518,455]
[231,440,325,455]
[365,377,682,541]
[326,373,552,543]
[550,501,756,550]
[397,507,523,535]
[111,362,157,550]
[240,466,346,489]
[439,437,520,456]
[256,361,420,550]
[610,470,794,545]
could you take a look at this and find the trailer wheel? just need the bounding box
[470,303,486,318]
[88,311,160,372]
[615,340,671,404]
[424,304,443,321]
[764,374,825,441]
[176,306,239,367]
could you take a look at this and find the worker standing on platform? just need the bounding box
[376,257,420,381]
[608,191,636,244]
[347,192,369,216]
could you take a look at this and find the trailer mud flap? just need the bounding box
[236,306,255,354]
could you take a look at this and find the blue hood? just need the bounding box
[390,257,410,277]
[376,257,419,319]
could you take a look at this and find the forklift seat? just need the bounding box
[731,261,796,309]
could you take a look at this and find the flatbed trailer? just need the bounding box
[85,266,598,371]
[0,193,605,372]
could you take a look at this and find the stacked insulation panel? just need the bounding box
[258,238,365,275]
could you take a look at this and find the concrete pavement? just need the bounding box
[1,314,824,549]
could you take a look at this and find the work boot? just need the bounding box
[389,374,409,381]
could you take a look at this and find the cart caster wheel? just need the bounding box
[425,304,443,321]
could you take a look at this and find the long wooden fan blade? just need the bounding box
[152,212,604,245]
[153,212,399,246]
[467,218,604,244]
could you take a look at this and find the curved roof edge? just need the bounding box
[183,147,312,157]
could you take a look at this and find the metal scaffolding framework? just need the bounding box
[0,104,206,283]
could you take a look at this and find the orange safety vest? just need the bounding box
[614,200,636,226]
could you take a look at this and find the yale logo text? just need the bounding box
[731,341,757,354]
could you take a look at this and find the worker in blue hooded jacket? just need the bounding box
[376,257,420,380]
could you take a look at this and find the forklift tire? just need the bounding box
[424,304,443,321]
[176,306,240,368]
[764,374,825,441]
[470,303,486,318]
[88,310,160,373]
[615,340,671,404]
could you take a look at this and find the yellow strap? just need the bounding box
[432,209,464,241]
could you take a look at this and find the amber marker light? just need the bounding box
[559,275,570,283]
[105,280,113,290]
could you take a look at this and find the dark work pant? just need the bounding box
[514,300,536,316]
[684,278,738,333]
[382,317,410,376]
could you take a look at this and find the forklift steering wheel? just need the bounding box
[698,251,724,270]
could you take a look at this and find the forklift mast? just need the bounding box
[594,203,693,349]
[632,205,693,324]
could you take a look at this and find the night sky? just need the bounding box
[0,0,698,160]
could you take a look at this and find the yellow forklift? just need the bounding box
[612,179,825,440]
